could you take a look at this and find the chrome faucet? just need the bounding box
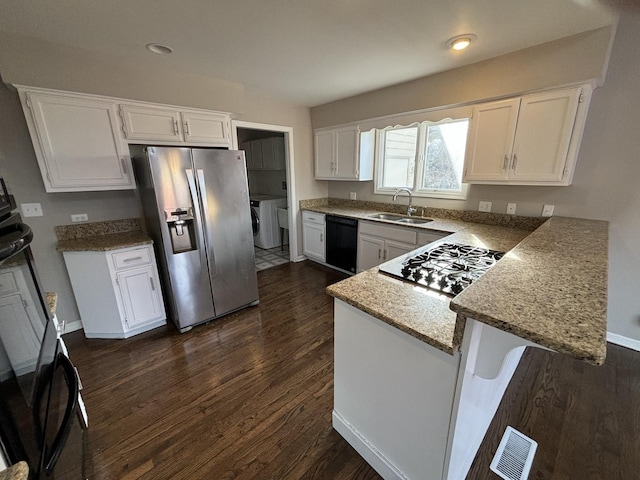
[393,188,417,216]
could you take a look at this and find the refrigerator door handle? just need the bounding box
[185,169,210,271]
[196,169,217,271]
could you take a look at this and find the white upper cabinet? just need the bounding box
[315,125,374,181]
[463,85,589,186]
[120,104,231,147]
[241,136,286,171]
[19,89,134,192]
[463,99,520,182]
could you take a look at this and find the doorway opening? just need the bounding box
[231,121,297,269]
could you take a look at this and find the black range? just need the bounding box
[378,243,505,296]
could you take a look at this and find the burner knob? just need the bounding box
[451,282,464,294]
[401,266,412,278]
[438,277,449,289]
[426,273,435,284]
[412,270,423,282]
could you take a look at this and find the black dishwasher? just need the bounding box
[326,215,358,273]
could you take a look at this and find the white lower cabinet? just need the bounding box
[63,244,166,339]
[357,221,447,272]
[302,211,326,262]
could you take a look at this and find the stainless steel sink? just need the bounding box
[368,213,405,221]
[368,213,433,224]
[396,217,433,224]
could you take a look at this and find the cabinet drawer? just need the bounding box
[302,211,326,225]
[111,247,152,270]
[359,221,417,245]
[0,272,18,296]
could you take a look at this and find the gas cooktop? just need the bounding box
[379,242,505,296]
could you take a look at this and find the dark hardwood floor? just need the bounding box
[65,259,640,480]
[467,343,640,479]
[64,261,382,480]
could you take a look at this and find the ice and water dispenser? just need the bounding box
[165,208,197,253]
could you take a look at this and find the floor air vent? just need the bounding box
[489,426,538,480]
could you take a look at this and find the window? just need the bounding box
[375,118,470,199]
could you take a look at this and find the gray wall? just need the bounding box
[321,17,640,342]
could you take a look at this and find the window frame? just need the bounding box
[374,116,470,200]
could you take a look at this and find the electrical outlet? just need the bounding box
[21,203,43,217]
[349,192,357,200]
[506,203,517,215]
[478,201,492,213]
[71,214,89,222]
[542,204,555,217]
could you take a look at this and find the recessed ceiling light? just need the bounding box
[146,43,174,55]
[448,34,477,51]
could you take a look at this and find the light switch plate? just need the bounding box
[349,192,357,200]
[542,204,555,217]
[506,203,517,215]
[21,203,43,217]
[478,201,492,212]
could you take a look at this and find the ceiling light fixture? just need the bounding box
[448,34,477,51]
[146,43,174,55]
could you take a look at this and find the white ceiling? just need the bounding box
[0,0,618,107]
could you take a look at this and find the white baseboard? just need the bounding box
[332,410,407,480]
[63,320,83,334]
[607,332,640,352]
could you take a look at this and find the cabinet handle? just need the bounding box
[120,157,128,174]
[320,233,323,242]
[150,277,156,291]
[383,250,387,260]
[503,154,509,171]
[512,154,518,170]
[378,249,382,260]
[184,121,190,136]
[173,120,180,135]
[123,256,143,263]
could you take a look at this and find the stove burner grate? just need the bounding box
[379,242,505,296]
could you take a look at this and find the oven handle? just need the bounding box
[43,353,79,475]
[0,222,33,262]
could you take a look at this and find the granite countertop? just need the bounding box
[450,216,608,365]
[321,200,608,365]
[55,218,153,252]
[0,462,28,480]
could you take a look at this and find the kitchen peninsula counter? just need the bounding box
[325,200,609,480]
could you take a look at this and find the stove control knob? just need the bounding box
[438,277,449,289]
[401,266,412,278]
[451,282,464,294]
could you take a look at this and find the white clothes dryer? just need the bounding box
[250,195,287,249]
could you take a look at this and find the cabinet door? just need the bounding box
[302,222,326,262]
[115,265,164,329]
[385,240,415,262]
[334,125,359,179]
[181,111,230,146]
[0,294,43,373]
[260,137,286,170]
[510,87,581,182]
[120,104,183,142]
[463,99,520,182]
[314,130,335,179]
[357,234,385,272]
[24,92,134,192]
[248,139,263,170]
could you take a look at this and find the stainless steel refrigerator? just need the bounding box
[132,147,259,332]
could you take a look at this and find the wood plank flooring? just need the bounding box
[64,261,382,480]
[467,343,640,479]
[65,259,640,480]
